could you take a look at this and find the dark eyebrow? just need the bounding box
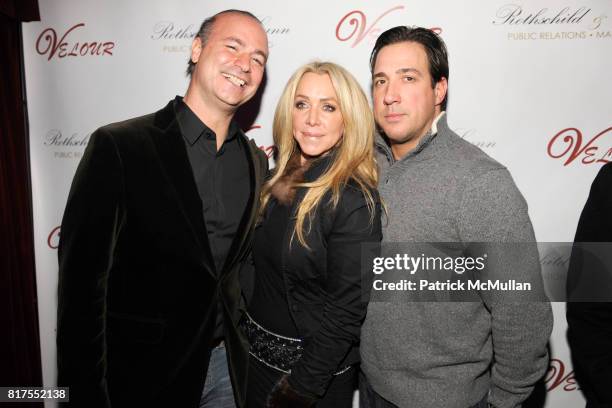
[397,67,422,76]
[224,36,268,61]
[373,67,422,79]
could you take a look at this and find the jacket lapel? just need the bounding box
[221,136,266,275]
[150,101,216,278]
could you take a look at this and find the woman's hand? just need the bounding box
[266,374,317,408]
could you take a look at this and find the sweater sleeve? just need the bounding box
[457,168,553,408]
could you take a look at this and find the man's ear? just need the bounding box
[190,37,203,65]
[434,77,448,107]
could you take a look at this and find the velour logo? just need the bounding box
[48,226,61,249]
[336,6,442,48]
[246,125,276,159]
[36,23,115,61]
[545,358,579,392]
[547,126,612,166]
[336,6,404,48]
[260,145,277,159]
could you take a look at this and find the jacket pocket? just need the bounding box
[290,301,324,339]
[107,311,166,345]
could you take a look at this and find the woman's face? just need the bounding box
[292,72,344,163]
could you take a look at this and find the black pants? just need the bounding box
[246,356,356,407]
[359,371,488,408]
[358,371,398,408]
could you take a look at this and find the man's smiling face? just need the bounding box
[189,12,269,113]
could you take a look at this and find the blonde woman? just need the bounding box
[241,62,382,407]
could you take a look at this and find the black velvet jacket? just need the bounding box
[57,100,268,408]
[250,156,383,398]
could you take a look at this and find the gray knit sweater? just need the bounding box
[360,114,553,408]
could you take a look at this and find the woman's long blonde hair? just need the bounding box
[261,61,378,248]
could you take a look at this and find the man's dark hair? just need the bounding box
[186,9,261,76]
[370,26,449,110]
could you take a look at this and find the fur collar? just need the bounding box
[270,153,311,206]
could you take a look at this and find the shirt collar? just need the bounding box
[430,111,445,136]
[173,96,240,145]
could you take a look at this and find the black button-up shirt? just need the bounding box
[174,96,251,340]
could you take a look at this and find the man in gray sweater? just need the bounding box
[359,26,553,408]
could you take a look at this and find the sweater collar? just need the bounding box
[376,112,447,164]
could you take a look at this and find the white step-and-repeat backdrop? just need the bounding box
[22,0,611,406]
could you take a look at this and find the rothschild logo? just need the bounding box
[44,129,90,147]
[456,128,496,150]
[492,5,591,25]
[151,21,197,40]
[152,17,289,51]
[494,4,610,41]
[44,129,90,159]
[151,18,290,41]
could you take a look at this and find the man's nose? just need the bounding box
[383,82,400,105]
[235,52,251,72]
